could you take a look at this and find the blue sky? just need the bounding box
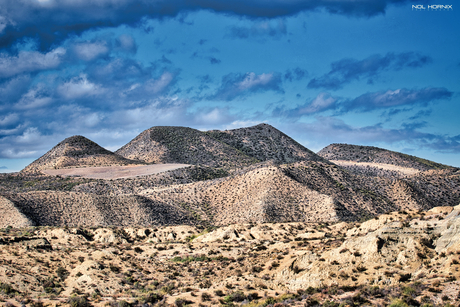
[0,0,459,172]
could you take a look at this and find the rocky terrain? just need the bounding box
[1,205,460,307]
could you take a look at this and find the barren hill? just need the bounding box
[207,123,326,164]
[22,135,140,173]
[115,126,258,168]
[318,143,451,171]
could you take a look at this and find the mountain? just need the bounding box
[206,123,326,164]
[115,126,258,168]
[22,135,140,173]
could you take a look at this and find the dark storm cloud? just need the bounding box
[209,72,284,101]
[308,52,432,90]
[0,0,417,51]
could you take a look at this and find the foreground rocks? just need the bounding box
[1,206,460,306]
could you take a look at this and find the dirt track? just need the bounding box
[42,164,190,179]
[330,160,420,175]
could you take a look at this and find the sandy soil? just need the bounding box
[42,164,190,179]
[331,160,421,175]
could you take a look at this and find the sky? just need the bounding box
[0,0,459,172]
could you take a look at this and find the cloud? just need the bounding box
[0,48,66,78]
[210,57,221,64]
[210,72,283,101]
[58,74,104,100]
[15,86,53,110]
[408,109,432,120]
[283,116,460,154]
[284,67,308,82]
[276,87,452,118]
[115,34,137,54]
[273,92,339,118]
[342,87,452,112]
[0,0,417,50]
[0,113,19,126]
[0,166,7,169]
[308,52,432,90]
[227,20,287,39]
[86,58,153,83]
[144,72,175,94]
[72,40,109,61]
[0,75,33,105]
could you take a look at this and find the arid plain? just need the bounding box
[1,124,460,307]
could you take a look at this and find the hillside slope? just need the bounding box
[318,143,451,171]
[4,191,193,227]
[116,126,258,168]
[22,135,140,173]
[207,123,326,164]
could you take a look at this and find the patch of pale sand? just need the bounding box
[42,164,190,179]
[331,160,421,175]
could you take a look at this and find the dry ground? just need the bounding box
[330,160,421,176]
[41,164,190,180]
[1,206,460,307]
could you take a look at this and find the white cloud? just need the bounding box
[116,34,137,53]
[58,74,103,99]
[299,93,338,114]
[73,41,109,61]
[237,72,273,90]
[15,86,52,109]
[0,113,19,126]
[0,47,66,78]
[224,120,262,130]
[145,72,174,94]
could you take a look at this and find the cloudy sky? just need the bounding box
[0,0,459,172]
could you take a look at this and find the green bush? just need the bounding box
[68,296,90,307]
[0,282,15,295]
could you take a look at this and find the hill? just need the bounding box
[206,123,326,164]
[115,126,258,168]
[318,143,451,171]
[22,135,140,173]
[4,191,193,227]
[1,123,457,228]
